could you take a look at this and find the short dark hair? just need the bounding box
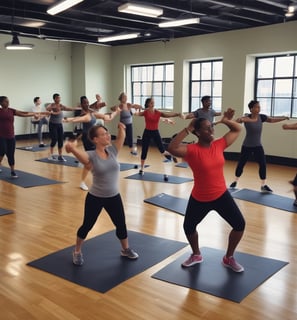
[80,96,87,104]
[53,93,60,100]
[145,97,153,109]
[201,96,211,103]
[0,96,8,104]
[33,96,40,103]
[248,100,259,110]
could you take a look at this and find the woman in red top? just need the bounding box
[0,96,48,178]
[168,109,246,272]
[135,97,182,175]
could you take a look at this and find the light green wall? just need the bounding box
[1,21,297,158]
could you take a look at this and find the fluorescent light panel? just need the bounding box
[118,3,163,18]
[98,33,139,43]
[159,17,200,28]
[5,34,34,50]
[47,0,84,15]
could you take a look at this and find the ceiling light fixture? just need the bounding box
[285,5,295,17]
[118,2,163,18]
[5,34,34,50]
[47,0,84,15]
[98,33,140,43]
[158,17,200,28]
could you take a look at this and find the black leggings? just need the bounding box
[141,129,165,160]
[235,145,266,180]
[125,123,133,148]
[183,191,245,235]
[49,122,64,149]
[77,193,127,240]
[0,137,16,166]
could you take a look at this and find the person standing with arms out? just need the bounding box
[46,93,80,162]
[282,122,297,206]
[111,92,142,156]
[135,97,182,175]
[31,97,48,147]
[183,95,221,123]
[229,100,289,193]
[0,96,48,178]
[168,109,246,272]
[64,95,120,191]
[65,123,139,265]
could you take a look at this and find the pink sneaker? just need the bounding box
[182,254,203,267]
[222,256,244,273]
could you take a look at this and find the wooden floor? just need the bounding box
[1,138,297,320]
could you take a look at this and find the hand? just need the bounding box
[95,94,101,102]
[118,122,126,130]
[223,108,235,120]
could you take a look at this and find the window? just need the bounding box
[131,63,174,109]
[255,54,297,117]
[189,60,223,112]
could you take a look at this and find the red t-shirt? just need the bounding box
[0,108,16,139]
[144,109,161,130]
[184,137,227,202]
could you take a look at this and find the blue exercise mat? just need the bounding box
[0,166,63,188]
[36,155,81,167]
[152,247,288,303]
[175,162,189,168]
[125,172,193,184]
[144,193,188,215]
[27,230,187,293]
[120,163,149,171]
[0,208,13,216]
[16,144,49,152]
[232,188,297,213]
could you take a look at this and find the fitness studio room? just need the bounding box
[1,1,297,319]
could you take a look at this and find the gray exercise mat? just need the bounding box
[232,188,297,213]
[36,155,81,167]
[152,247,288,303]
[0,208,13,216]
[27,230,187,293]
[0,166,63,188]
[175,162,189,168]
[144,193,187,215]
[125,172,193,184]
[120,163,149,171]
[16,144,49,152]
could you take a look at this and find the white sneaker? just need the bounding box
[80,182,89,191]
[48,155,57,161]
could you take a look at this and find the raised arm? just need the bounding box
[64,140,91,169]
[113,122,126,152]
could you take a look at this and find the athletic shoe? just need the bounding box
[139,169,144,176]
[11,171,18,179]
[58,155,67,162]
[181,254,203,267]
[39,143,45,147]
[121,248,139,259]
[72,251,84,266]
[293,200,297,207]
[163,174,169,181]
[164,154,172,161]
[261,185,273,193]
[48,155,57,161]
[229,181,237,188]
[172,156,178,163]
[222,256,244,273]
[130,151,138,156]
[80,182,89,191]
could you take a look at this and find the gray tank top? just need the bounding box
[120,109,132,125]
[193,108,216,123]
[243,114,267,147]
[83,114,96,134]
[87,145,119,197]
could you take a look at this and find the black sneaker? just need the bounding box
[39,143,45,147]
[294,200,297,207]
[139,169,144,176]
[11,171,18,179]
[261,185,273,193]
[163,174,169,181]
[229,181,237,188]
[164,154,172,161]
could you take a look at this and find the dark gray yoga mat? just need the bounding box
[16,144,49,152]
[144,193,187,215]
[125,172,193,184]
[27,230,187,293]
[0,208,13,216]
[152,247,288,303]
[232,188,297,213]
[175,162,189,168]
[36,155,81,167]
[120,163,149,171]
[0,166,63,188]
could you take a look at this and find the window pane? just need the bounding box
[153,82,162,95]
[141,82,152,96]
[154,65,164,81]
[154,96,162,108]
[292,99,297,117]
[134,96,141,105]
[257,79,273,97]
[212,81,222,96]
[191,82,200,97]
[165,64,174,81]
[132,67,140,81]
[191,63,200,80]
[257,58,274,78]
[164,97,174,109]
[201,81,212,96]
[273,99,291,116]
[191,97,200,111]
[142,66,153,81]
[212,97,221,111]
[259,98,271,115]
[213,61,223,80]
[275,56,294,77]
[201,62,212,80]
[274,79,292,98]
[133,82,141,95]
[164,82,174,96]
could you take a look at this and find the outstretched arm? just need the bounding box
[15,110,48,117]
[160,111,182,118]
[266,116,289,123]
[283,122,297,130]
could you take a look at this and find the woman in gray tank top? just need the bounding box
[65,122,139,265]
